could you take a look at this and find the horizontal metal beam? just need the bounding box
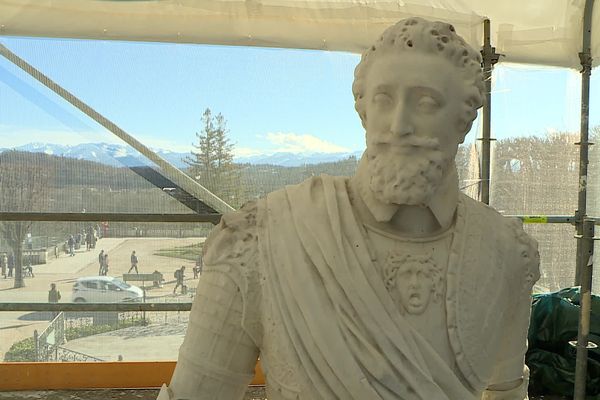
[508,215,577,224]
[0,302,192,312]
[0,212,221,224]
[0,213,595,226]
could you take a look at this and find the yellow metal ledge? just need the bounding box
[0,361,265,390]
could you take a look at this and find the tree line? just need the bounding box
[1,108,599,291]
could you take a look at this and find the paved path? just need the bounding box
[38,238,126,274]
[0,237,203,361]
[62,321,188,362]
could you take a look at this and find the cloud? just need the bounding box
[234,132,353,157]
[234,147,265,157]
[263,132,351,153]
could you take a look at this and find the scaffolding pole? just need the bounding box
[573,2,596,398]
[574,218,596,400]
[480,19,499,205]
[575,0,595,286]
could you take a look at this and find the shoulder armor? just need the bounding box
[203,200,259,270]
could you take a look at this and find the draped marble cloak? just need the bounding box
[205,174,539,399]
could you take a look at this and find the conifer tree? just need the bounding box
[185,108,242,207]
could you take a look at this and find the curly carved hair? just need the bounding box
[352,17,485,139]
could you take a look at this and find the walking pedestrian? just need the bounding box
[0,253,6,278]
[98,250,105,275]
[128,251,139,274]
[48,283,61,303]
[102,253,109,276]
[7,253,14,278]
[193,255,203,279]
[48,283,61,320]
[173,266,185,294]
[67,235,75,256]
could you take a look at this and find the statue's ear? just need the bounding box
[456,123,468,144]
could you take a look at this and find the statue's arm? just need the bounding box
[158,202,262,400]
[158,271,259,400]
[482,220,540,400]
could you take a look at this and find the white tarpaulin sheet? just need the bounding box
[0,0,598,69]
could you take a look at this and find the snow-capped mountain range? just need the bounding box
[0,142,363,168]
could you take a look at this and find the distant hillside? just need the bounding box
[0,150,362,212]
[0,150,156,190]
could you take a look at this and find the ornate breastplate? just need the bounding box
[364,223,456,365]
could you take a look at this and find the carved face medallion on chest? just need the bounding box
[384,251,444,315]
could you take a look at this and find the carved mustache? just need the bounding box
[370,134,441,151]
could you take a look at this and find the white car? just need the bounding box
[71,276,144,303]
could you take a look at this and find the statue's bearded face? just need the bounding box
[363,52,466,206]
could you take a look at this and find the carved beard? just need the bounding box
[366,136,449,206]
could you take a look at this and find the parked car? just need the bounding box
[71,276,144,303]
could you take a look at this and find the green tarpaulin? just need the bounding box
[527,287,600,398]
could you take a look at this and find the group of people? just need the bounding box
[0,252,15,278]
[0,252,33,279]
[66,225,102,257]
[97,249,110,276]
[172,255,204,295]
[85,225,100,251]
[96,249,140,277]
[94,248,200,296]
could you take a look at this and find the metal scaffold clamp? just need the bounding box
[579,51,593,73]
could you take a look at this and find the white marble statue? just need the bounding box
[158,17,540,400]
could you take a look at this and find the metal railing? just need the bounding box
[0,303,192,312]
[34,312,66,362]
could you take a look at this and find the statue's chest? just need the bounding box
[364,224,455,366]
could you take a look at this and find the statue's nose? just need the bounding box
[390,103,413,137]
[408,274,420,288]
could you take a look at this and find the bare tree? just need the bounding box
[0,151,51,288]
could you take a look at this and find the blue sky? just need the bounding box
[0,36,599,156]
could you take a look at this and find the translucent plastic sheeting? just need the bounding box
[587,62,600,296]
[0,38,362,214]
[523,224,600,294]
[486,63,600,293]
[1,0,600,69]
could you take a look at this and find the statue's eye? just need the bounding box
[417,95,439,112]
[373,93,393,108]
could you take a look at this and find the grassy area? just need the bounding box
[4,318,147,362]
[153,242,203,262]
